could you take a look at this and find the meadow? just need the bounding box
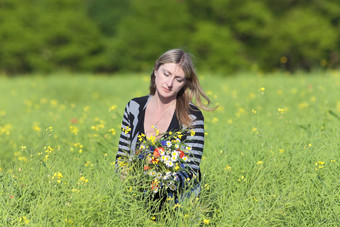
[0,71,339,226]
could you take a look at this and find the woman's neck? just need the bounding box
[151,92,177,110]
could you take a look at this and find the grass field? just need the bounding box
[0,72,339,226]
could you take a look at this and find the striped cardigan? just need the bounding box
[116,95,205,189]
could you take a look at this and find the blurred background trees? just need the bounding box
[0,0,339,75]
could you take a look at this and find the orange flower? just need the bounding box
[144,165,149,171]
[153,147,164,157]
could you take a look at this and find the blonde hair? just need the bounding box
[149,49,214,127]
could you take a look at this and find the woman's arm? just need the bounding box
[175,108,204,190]
[116,102,132,162]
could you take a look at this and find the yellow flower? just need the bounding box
[212,117,219,123]
[190,129,195,136]
[225,165,231,171]
[256,161,263,165]
[108,105,117,112]
[20,216,29,224]
[203,219,210,224]
[69,125,79,135]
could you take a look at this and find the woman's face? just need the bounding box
[154,63,186,100]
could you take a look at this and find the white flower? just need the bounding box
[148,171,156,176]
[162,155,170,162]
[166,160,174,167]
[182,156,189,162]
[186,146,192,151]
[171,155,178,162]
[171,151,179,157]
[166,141,172,147]
[175,144,179,149]
[159,149,165,156]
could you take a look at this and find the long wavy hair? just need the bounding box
[149,49,214,127]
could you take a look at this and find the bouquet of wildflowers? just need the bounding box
[117,128,195,195]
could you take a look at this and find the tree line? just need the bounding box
[0,0,339,75]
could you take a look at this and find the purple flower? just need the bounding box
[160,140,167,146]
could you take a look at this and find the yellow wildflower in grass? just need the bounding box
[52,172,63,183]
[0,110,6,116]
[236,108,245,117]
[279,149,284,154]
[225,165,231,171]
[227,119,233,124]
[251,109,257,114]
[84,161,93,167]
[256,161,263,165]
[108,105,117,112]
[43,155,49,162]
[203,219,210,224]
[18,156,28,162]
[71,189,80,193]
[109,128,116,135]
[238,176,246,182]
[0,124,12,135]
[50,99,58,107]
[259,87,265,95]
[69,125,79,135]
[298,102,309,109]
[248,92,256,99]
[20,216,29,224]
[331,160,336,163]
[277,108,286,114]
[84,106,90,112]
[315,161,325,170]
[251,128,257,133]
[78,176,88,184]
[212,117,219,123]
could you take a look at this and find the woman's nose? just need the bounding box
[166,77,174,88]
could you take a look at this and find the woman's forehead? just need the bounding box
[159,63,185,77]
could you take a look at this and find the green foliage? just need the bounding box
[262,8,338,71]
[0,0,340,74]
[189,22,246,73]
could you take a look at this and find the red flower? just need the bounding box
[178,150,185,158]
[10,195,14,199]
[153,147,164,158]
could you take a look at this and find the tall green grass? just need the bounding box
[0,72,339,226]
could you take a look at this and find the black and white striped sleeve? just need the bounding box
[116,102,132,160]
[175,106,204,189]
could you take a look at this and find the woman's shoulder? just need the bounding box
[125,95,150,107]
[130,95,150,105]
[189,103,204,120]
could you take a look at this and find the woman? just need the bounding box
[116,49,213,203]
